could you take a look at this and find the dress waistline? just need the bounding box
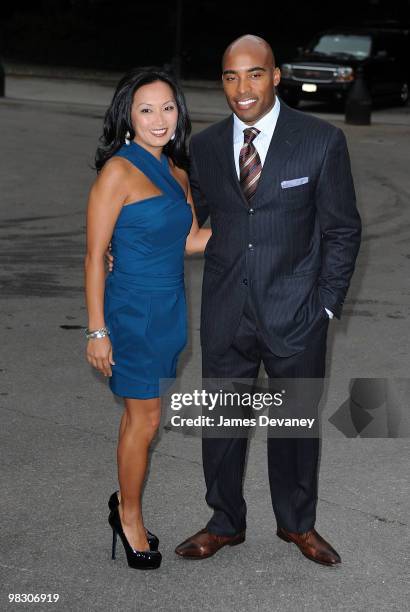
[107,270,185,291]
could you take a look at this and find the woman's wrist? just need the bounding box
[85,326,110,340]
[87,318,106,330]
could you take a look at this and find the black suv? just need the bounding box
[279,27,409,108]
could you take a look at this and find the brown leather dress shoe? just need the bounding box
[175,528,246,559]
[277,527,341,566]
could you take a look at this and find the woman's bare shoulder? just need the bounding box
[94,156,139,190]
[100,156,131,179]
[89,157,133,203]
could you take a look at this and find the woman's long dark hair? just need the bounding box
[95,67,191,172]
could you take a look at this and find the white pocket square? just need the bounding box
[281,177,309,189]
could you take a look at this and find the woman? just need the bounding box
[84,68,211,570]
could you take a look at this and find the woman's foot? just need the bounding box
[109,507,162,570]
[108,490,159,550]
[118,505,150,552]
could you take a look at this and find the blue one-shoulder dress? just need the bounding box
[103,141,193,399]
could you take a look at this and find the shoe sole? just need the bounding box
[276,531,341,566]
[175,534,246,560]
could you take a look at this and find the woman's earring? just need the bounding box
[125,131,131,145]
[170,133,176,141]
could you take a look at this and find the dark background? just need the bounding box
[1,0,409,78]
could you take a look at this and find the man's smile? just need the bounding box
[236,98,258,109]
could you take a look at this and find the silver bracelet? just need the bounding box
[85,326,110,340]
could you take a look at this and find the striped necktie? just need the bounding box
[239,127,261,201]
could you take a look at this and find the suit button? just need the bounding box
[243,278,248,285]
[248,243,254,250]
[248,208,255,215]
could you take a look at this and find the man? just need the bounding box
[174,35,361,566]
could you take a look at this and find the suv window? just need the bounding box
[309,34,372,59]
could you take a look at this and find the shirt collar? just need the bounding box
[233,96,281,144]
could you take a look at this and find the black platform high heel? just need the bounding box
[108,507,162,570]
[108,491,159,551]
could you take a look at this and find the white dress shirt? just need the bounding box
[232,96,333,319]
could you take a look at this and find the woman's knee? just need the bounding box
[123,398,161,438]
[145,403,161,435]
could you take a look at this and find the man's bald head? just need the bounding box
[221,34,281,124]
[222,35,275,70]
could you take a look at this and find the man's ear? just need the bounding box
[273,67,281,87]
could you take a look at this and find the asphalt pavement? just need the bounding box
[0,66,409,612]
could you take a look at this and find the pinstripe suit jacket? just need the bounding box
[189,98,362,357]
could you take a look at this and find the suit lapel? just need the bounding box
[255,101,302,201]
[214,116,249,208]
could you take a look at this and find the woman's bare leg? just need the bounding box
[119,410,128,440]
[116,411,127,503]
[117,396,161,551]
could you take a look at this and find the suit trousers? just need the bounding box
[202,292,329,535]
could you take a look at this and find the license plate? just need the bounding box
[302,83,317,92]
